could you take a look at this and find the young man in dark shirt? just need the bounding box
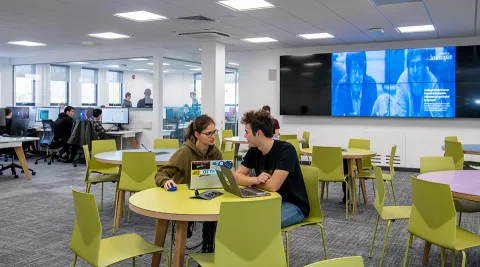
[234,109,310,228]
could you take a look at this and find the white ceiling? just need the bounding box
[0,0,478,58]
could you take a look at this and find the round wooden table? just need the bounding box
[301,147,377,214]
[417,170,480,264]
[129,185,280,267]
[224,136,306,145]
[441,144,480,155]
[94,148,177,165]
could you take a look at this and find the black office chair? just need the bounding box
[35,120,62,165]
[0,119,36,178]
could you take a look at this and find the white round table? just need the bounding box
[224,136,306,145]
[94,148,177,165]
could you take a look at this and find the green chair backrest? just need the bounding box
[279,134,297,142]
[420,156,455,174]
[302,131,310,149]
[83,145,91,183]
[304,256,364,267]
[348,138,372,169]
[89,140,118,174]
[311,146,345,182]
[153,138,179,149]
[214,198,286,267]
[409,177,457,250]
[221,150,235,161]
[215,134,220,148]
[70,188,101,266]
[221,130,234,151]
[388,145,397,177]
[373,166,386,215]
[119,152,157,192]
[300,165,324,222]
[445,136,458,142]
[286,139,301,161]
[444,141,464,170]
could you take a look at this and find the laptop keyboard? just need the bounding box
[240,187,266,197]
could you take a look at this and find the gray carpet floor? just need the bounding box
[0,158,479,267]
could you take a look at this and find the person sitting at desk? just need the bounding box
[122,92,132,107]
[234,109,310,228]
[154,114,222,253]
[89,108,106,139]
[53,106,75,162]
[137,88,153,108]
[5,108,12,134]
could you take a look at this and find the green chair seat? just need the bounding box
[380,206,411,221]
[305,256,364,267]
[186,253,214,267]
[455,227,480,251]
[87,174,119,184]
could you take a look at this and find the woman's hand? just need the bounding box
[163,180,177,190]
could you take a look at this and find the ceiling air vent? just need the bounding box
[177,15,216,22]
[178,30,230,40]
[370,0,421,6]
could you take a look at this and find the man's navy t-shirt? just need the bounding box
[241,140,310,216]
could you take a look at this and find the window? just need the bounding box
[108,71,123,106]
[50,65,69,106]
[81,68,98,106]
[14,65,36,106]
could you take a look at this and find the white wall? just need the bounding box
[163,72,194,107]
[123,71,153,107]
[0,58,13,107]
[231,36,480,169]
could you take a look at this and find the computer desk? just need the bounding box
[0,136,40,180]
[105,130,143,150]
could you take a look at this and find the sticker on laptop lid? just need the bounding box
[192,161,210,170]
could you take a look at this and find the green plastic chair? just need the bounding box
[311,146,350,220]
[369,166,411,267]
[286,139,301,161]
[112,152,158,234]
[420,156,455,174]
[83,145,119,211]
[221,150,235,161]
[444,141,465,170]
[89,140,118,175]
[185,197,287,267]
[357,145,397,204]
[302,131,310,149]
[215,134,220,148]
[279,134,297,142]
[445,136,458,142]
[403,177,480,267]
[221,130,234,152]
[348,138,373,170]
[282,166,328,266]
[70,188,169,267]
[444,137,480,169]
[153,138,179,149]
[304,256,364,267]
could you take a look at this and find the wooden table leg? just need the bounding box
[151,219,169,267]
[320,181,325,200]
[422,241,432,264]
[129,137,138,149]
[115,190,125,229]
[234,143,240,168]
[14,147,30,180]
[355,158,368,204]
[173,221,188,267]
[120,137,123,150]
[347,159,357,214]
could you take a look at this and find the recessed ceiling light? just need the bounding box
[163,63,170,66]
[185,64,200,68]
[107,65,120,68]
[147,63,153,65]
[199,48,202,51]
[396,25,435,33]
[298,33,334,39]
[8,41,46,47]
[129,58,149,61]
[228,62,239,66]
[190,68,202,71]
[242,37,278,43]
[217,0,275,11]
[88,32,131,39]
[69,62,89,65]
[114,10,168,22]
[134,68,148,71]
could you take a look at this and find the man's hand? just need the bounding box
[255,172,271,184]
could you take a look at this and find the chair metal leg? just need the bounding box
[285,231,290,267]
[72,254,77,267]
[408,234,413,248]
[440,247,446,267]
[389,181,397,205]
[132,256,136,266]
[318,223,328,260]
[372,179,376,196]
[345,181,349,220]
[85,183,91,193]
[385,181,392,204]
[403,234,413,267]
[325,182,329,200]
[170,221,174,267]
[461,250,466,267]
[458,212,463,226]
[100,183,104,211]
[162,251,170,267]
[369,215,381,257]
[379,220,392,267]
[185,255,192,267]
[112,190,119,235]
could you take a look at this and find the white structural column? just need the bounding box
[35,64,51,107]
[70,66,82,106]
[98,70,109,106]
[0,58,13,107]
[152,55,164,138]
[201,42,225,129]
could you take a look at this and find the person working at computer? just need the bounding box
[154,114,222,253]
[54,106,75,162]
[262,105,280,137]
[122,92,132,108]
[89,108,106,139]
[233,110,310,228]
[5,108,12,134]
[137,88,153,108]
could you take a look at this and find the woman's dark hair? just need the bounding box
[241,110,274,138]
[5,108,11,117]
[184,114,215,142]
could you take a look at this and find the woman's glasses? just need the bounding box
[201,129,218,137]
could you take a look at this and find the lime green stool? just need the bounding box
[153,138,179,149]
[279,134,297,142]
[89,140,118,175]
[305,256,364,267]
[70,188,169,267]
[286,139,301,161]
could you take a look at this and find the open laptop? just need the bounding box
[216,166,271,198]
[189,160,234,190]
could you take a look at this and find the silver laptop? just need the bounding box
[190,160,234,190]
[216,166,271,198]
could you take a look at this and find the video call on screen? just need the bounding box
[280,45,480,118]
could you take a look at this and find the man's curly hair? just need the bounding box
[241,110,274,138]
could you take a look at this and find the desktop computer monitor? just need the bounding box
[101,107,129,124]
[8,107,30,119]
[36,107,60,122]
[73,107,93,120]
